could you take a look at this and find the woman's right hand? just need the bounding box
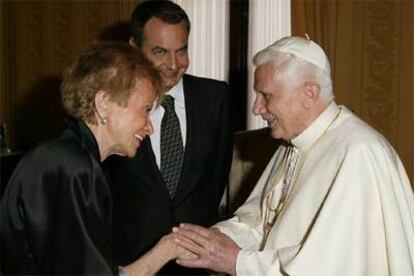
[121,233,197,276]
[158,233,198,261]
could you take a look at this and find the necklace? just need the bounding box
[260,145,299,250]
[260,108,342,250]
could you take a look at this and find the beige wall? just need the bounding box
[292,0,414,184]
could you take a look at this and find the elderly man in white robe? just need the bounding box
[173,36,414,276]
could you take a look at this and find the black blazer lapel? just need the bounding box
[173,76,199,204]
[140,137,171,197]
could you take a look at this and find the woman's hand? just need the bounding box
[121,233,197,276]
[157,233,198,261]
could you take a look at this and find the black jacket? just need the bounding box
[1,120,115,275]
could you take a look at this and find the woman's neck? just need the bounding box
[86,122,110,162]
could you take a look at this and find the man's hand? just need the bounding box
[173,223,240,275]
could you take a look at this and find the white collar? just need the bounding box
[165,79,185,108]
[291,101,340,150]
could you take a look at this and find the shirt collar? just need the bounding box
[291,101,340,150]
[166,79,185,108]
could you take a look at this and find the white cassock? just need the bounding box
[215,101,414,276]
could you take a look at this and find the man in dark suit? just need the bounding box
[105,1,232,274]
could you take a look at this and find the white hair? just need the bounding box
[253,48,334,103]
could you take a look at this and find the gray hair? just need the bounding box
[253,48,334,103]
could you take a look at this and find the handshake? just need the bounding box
[121,224,240,276]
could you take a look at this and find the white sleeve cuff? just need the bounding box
[236,249,281,276]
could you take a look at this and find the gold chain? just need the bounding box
[260,108,342,250]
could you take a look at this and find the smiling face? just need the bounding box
[253,63,306,140]
[105,79,156,157]
[139,17,189,92]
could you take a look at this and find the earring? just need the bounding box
[101,118,107,125]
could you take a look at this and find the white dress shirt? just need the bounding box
[150,79,187,168]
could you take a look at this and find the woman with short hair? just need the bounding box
[1,41,189,275]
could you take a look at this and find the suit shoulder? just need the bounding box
[183,74,229,105]
[17,131,93,175]
[184,74,228,89]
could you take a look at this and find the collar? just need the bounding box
[291,101,340,150]
[68,118,101,162]
[166,79,185,108]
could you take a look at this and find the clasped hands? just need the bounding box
[122,224,240,276]
[172,223,240,276]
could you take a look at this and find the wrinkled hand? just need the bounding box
[173,223,240,275]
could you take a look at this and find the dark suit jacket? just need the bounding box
[1,120,115,275]
[105,74,232,274]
